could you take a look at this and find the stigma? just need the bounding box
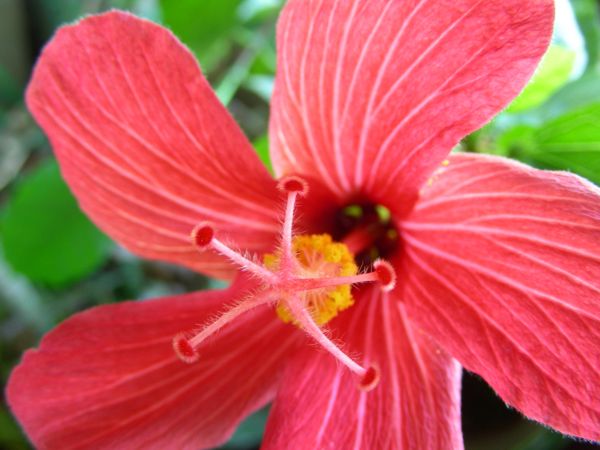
[173,175,395,391]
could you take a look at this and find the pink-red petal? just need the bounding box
[27,11,280,278]
[270,0,554,215]
[262,287,463,449]
[7,279,298,450]
[400,153,600,441]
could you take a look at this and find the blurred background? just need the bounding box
[0,0,599,448]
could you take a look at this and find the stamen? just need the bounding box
[173,333,200,364]
[342,223,379,255]
[189,293,273,347]
[277,176,308,272]
[358,364,380,391]
[277,175,309,196]
[285,297,368,377]
[191,222,214,249]
[289,259,395,292]
[190,224,277,282]
[210,238,277,282]
[173,292,274,364]
[373,259,396,292]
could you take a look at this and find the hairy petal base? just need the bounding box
[400,153,600,441]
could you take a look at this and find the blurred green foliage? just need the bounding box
[253,134,273,174]
[499,103,600,185]
[506,45,576,114]
[161,0,244,71]
[0,0,599,449]
[572,0,600,70]
[1,161,111,287]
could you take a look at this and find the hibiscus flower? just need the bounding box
[7,1,600,449]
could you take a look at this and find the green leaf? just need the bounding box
[0,406,29,450]
[495,125,538,158]
[0,66,21,107]
[506,45,576,113]
[253,134,273,173]
[215,46,258,105]
[239,0,284,22]
[244,74,274,101]
[500,103,600,185]
[572,0,600,71]
[0,0,30,93]
[535,72,600,120]
[215,26,275,104]
[160,0,244,71]
[530,103,600,184]
[1,160,111,287]
[26,0,151,40]
[219,407,269,449]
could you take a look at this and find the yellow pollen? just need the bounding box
[264,234,358,326]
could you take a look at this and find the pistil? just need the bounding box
[286,260,395,292]
[174,176,395,391]
[342,223,382,255]
[278,176,308,272]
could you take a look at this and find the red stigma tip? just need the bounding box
[277,175,309,196]
[373,259,396,292]
[191,223,214,249]
[358,364,380,392]
[173,334,200,364]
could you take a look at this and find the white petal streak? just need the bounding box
[414,192,599,212]
[106,38,275,218]
[372,0,484,118]
[179,337,295,447]
[367,13,499,190]
[338,0,395,142]
[280,4,343,197]
[405,248,593,407]
[402,231,600,323]
[353,0,428,186]
[66,321,288,448]
[314,369,342,446]
[44,100,274,231]
[44,78,277,232]
[331,0,360,192]
[352,295,377,450]
[479,235,600,295]
[317,0,340,180]
[403,222,600,264]
[432,168,516,197]
[381,296,403,446]
[462,213,600,231]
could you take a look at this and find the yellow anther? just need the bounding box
[265,234,358,326]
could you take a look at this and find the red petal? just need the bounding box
[27,11,280,278]
[270,0,554,214]
[400,153,600,440]
[7,280,298,449]
[262,288,463,449]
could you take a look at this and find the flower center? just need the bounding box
[173,175,395,391]
[335,203,399,267]
[265,233,358,326]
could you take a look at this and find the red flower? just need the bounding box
[7,1,600,449]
